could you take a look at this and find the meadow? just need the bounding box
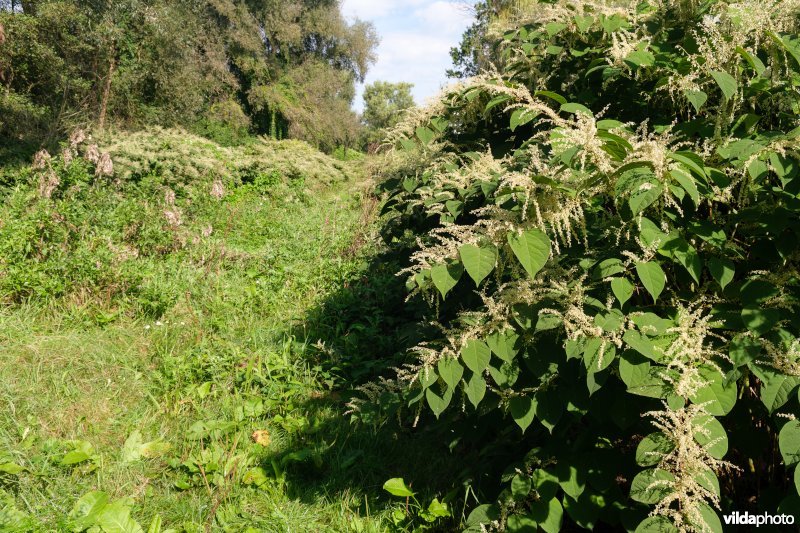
[0,129,459,531]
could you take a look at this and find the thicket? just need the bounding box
[0,0,376,153]
[369,0,800,531]
[0,128,337,307]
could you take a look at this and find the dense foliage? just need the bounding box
[0,0,377,152]
[371,0,800,531]
[361,81,416,149]
[0,129,427,531]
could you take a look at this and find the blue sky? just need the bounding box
[341,0,477,112]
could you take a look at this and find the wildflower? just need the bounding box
[210,179,225,199]
[164,209,182,227]
[95,152,113,177]
[85,144,100,164]
[32,149,51,170]
[69,129,86,148]
[645,403,738,532]
[164,188,176,206]
[38,169,60,199]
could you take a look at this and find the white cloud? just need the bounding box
[414,1,474,33]
[342,0,477,111]
[341,0,428,20]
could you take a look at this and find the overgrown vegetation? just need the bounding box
[0,128,464,530]
[366,0,800,531]
[0,0,377,152]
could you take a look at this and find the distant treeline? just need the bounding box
[0,0,377,151]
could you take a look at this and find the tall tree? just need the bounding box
[0,0,378,151]
[361,80,414,147]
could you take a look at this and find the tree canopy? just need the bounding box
[361,80,415,147]
[0,0,378,151]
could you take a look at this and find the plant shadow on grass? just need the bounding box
[270,247,486,529]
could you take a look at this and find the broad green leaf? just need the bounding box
[459,244,497,286]
[509,396,535,432]
[636,432,675,466]
[545,22,568,36]
[594,258,625,279]
[399,138,416,151]
[511,474,532,499]
[741,306,779,335]
[694,503,723,533]
[489,360,520,388]
[630,468,674,504]
[563,491,604,530]
[532,469,560,500]
[779,421,800,466]
[122,430,144,463]
[689,365,737,416]
[583,338,615,373]
[70,491,110,529]
[636,261,665,302]
[560,102,593,116]
[555,462,585,500]
[611,277,634,306]
[465,504,501,531]
[430,117,449,132]
[663,238,702,284]
[383,478,415,497]
[0,462,24,474]
[534,390,563,433]
[436,357,463,390]
[626,49,655,69]
[707,257,734,289]
[528,497,563,533]
[685,90,708,113]
[795,464,800,495]
[619,350,673,398]
[431,261,463,298]
[147,515,162,533]
[461,339,491,373]
[425,387,452,418]
[750,364,800,413]
[506,514,537,532]
[464,371,486,408]
[574,15,594,32]
[510,108,539,131]
[487,330,519,362]
[62,451,91,466]
[96,500,144,533]
[534,90,567,105]
[729,335,760,367]
[737,46,767,75]
[710,70,738,100]
[635,516,679,533]
[626,170,661,214]
[415,126,435,145]
[693,415,728,459]
[508,229,551,278]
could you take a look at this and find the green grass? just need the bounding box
[0,136,462,531]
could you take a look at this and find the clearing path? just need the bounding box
[0,138,403,531]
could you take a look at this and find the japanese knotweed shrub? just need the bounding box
[366,0,800,531]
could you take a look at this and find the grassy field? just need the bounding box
[0,132,461,532]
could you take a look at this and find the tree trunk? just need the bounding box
[98,56,115,130]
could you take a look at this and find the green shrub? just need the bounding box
[193,99,253,147]
[369,1,800,531]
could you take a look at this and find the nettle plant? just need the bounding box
[368,0,800,531]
